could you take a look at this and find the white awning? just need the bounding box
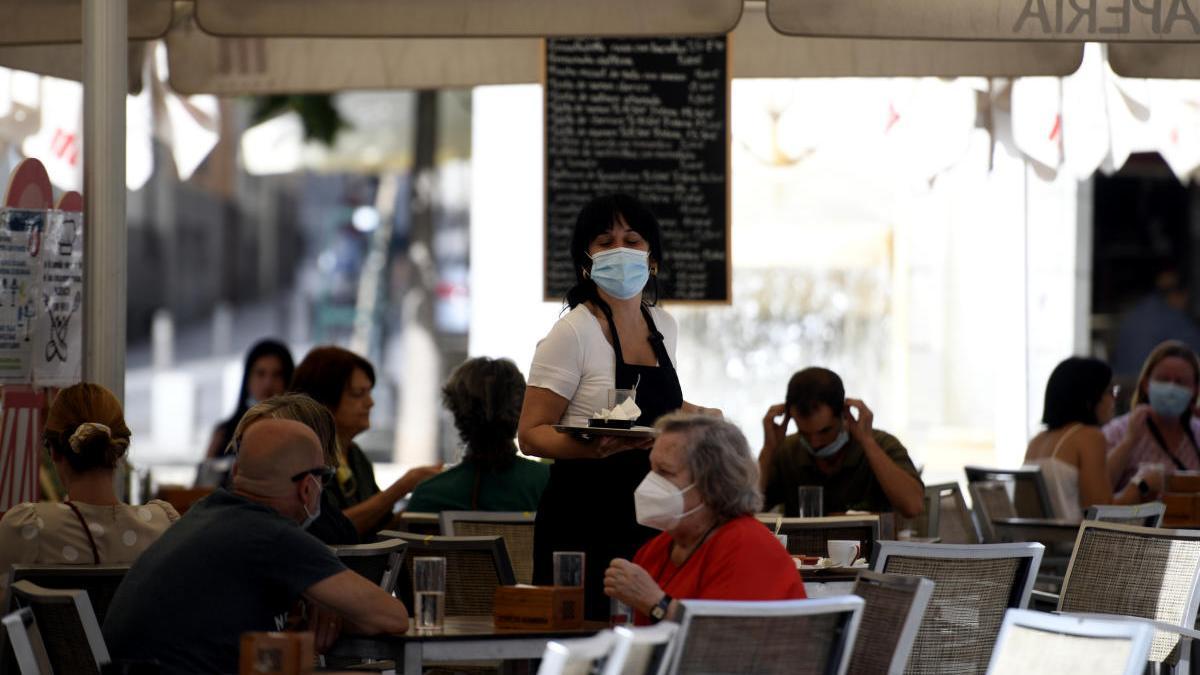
[193,0,743,37]
[0,0,171,44]
[766,0,1200,42]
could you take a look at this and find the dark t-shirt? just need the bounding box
[102,489,346,675]
[406,457,549,513]
[764,429,923,515]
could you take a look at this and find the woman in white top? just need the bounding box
[0,383,179,606]
[1024,357,1157,522]
[518,194,715,620]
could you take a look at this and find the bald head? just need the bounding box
[232,418,324,499]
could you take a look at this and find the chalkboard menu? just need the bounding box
[544,37,730,303]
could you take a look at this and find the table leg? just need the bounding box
[404,642,423,675]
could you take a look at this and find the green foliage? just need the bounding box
[250,94,349,146]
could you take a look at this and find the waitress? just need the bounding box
[518,193,715,620]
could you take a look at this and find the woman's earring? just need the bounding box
[649,263,659,276]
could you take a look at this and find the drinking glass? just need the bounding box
[610,597,633,627]
[608,388,635,409]
[797,486,824,518]
[553,551,586,587]
[413,556,446,630]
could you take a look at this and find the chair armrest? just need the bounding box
[1056,612,1200,641]
[1030,589,1060,606]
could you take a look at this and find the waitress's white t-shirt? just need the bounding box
[528,304,679,425]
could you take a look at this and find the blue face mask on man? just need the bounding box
[801,428,850,459]
[588,247,650,300]
[1149,380,1194,419]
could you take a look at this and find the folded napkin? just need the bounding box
[594,397,642,421]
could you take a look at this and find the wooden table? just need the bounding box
[328,616,606,674]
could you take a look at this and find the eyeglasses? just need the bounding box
[291,466,336,487]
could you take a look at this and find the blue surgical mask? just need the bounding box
[1149,380,1194,419]
[802,429,850,459]
[588,247,649,300]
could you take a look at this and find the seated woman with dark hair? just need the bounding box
[603,413,804,625]
[407,357,549,513]
[291,346,441,536]
[0,383,179,604]
[1025,356,1158,522]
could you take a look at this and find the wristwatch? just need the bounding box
[649,594,672,623]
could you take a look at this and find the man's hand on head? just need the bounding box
[843,399,874,443]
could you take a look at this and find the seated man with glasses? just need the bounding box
[103,415,411,675]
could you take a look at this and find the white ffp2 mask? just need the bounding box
[634,471,701,531]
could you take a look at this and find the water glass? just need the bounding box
[413,556,446,630]
[553,551,586,587]
[608,388,635,409]
[797,486,824,517]
[775,534,789,551]
[610,597,633,627]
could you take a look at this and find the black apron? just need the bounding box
[532,304,684,620]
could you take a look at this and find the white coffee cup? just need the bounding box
[828,540,861,567]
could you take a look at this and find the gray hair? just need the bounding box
[655,412,762,520]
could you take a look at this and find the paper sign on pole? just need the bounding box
[33,209,82,387]
[0,209,42,384]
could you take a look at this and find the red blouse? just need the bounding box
[632,514,806,623]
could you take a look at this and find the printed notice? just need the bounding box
[0,209,43,384]
[33,210,82,387]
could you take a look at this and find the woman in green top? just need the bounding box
[408,357,550,513]
[290,346,441,536]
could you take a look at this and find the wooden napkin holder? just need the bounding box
[239,631,314,675]
[493,585,585,629]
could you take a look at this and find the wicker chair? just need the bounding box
[968,481,1018,543]
[378,531,515,616]
[986,608,1153,675]
[929,483,980,545]
[439,511,536,584]
[3,564,129,623]
[330,539,407,594]
[1053,521,1200,670]
[1084,502,1166,528]
[846,571,934,675]
[537,630,617,675]
[1,607,51,675]
[964,466,1055,519]
[397,511,442,536]
[873,541,1044,675]
[602,623,680,675]
[8,581,109,675]
[755,515,880,562]
[665,598,864,675]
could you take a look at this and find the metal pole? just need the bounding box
[83,0,127,401]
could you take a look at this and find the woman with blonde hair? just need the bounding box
[229,393,359,544]
[0,383,178,603]
[1104,340,1200,492]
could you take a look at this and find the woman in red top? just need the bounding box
[604,413,806,624]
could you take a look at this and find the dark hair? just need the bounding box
[785,367,845,417]
[1041,357,1112,430]
[442,357,527,507]
[290,346,376,411]
[565,193,664,309]
[442,357,526,466]
[214,339,295,454]
[44,383,131,473]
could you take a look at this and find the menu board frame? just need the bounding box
[542,35,732,305]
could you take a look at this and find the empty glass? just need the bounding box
[610,597,633,627]
[413,556,446,630]
[608,388,635,409]
[797,486,824,517]
[553,551,586,587]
